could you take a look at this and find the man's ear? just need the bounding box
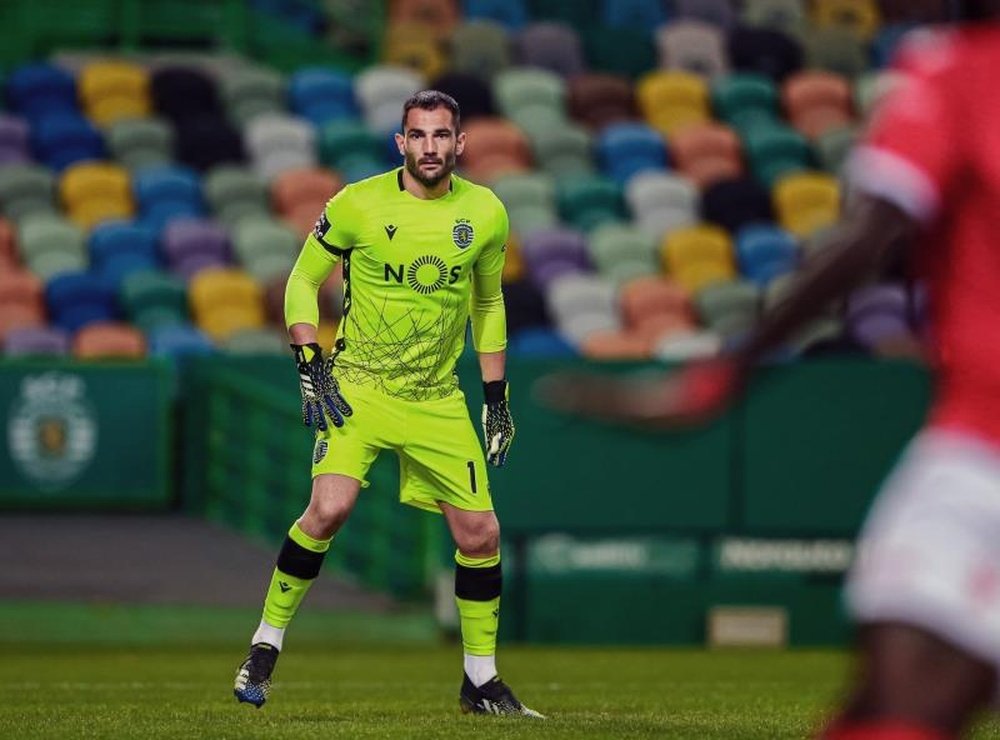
[394,131,406,157]
[455,131,466,157]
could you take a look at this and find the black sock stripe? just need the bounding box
[276,536,326,580]
[455,563,502,601]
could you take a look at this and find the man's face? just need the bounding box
[395,106,466,188]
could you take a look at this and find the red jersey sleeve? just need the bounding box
[849,31,965,224]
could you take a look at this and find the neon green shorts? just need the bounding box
[310,378,492,514]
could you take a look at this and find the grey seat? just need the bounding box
[221,68,287,127]
[0,165,56,221]
[203,166,270,225]
[354,65,424,132]
[107,118,175,171]
[656,21,730,79]
[516,22,586,79]
[450,21,512,81]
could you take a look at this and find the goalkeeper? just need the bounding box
[234,91,541,718]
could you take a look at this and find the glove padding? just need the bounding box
[482,379,515,467]
[292,342,353,431]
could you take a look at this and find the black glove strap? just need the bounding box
[291,342,323,365]
[483,379,507,404]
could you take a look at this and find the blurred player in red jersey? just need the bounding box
[540,1,1000,737]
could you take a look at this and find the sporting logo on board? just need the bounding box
[452,218,474,249]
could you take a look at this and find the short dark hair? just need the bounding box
[401,90,461,133]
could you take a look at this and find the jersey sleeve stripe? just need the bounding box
[847,145,942,224]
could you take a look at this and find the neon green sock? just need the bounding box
[261,521,332,629]
[454,551,501,656]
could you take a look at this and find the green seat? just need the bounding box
[741,0,806,36]
[855,70,901,118]
[107,118,174,171]
[742,124,811,188]
[121,270,188,323]
[203,166,270,226]
[233,217,299,281]
[694,279,761,337]
[816,126,858,175]
[244,251,297,283]
[557,174,623,232]
[492,173,558,235]
[18,213,85,265]
[320,120,381,170]
[711,74,779,128]
[533,125,594,178]
[221,68,286,127]
[588,223,658,282]
[529,0,600,33]
[223,327,288,355]
[450,21,511,81]
[29,249,88,281]
[507,104,567,142]
[494,69,566,121]
[122,0,247,51]
[0,165,55,221]
[804,27,868,79]
[583,27,657,79]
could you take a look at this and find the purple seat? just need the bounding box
[516,23,586,78]
[172,252,228,280]
[161,218,229,266]
[3,326,70,356]
[521,228,592,288]
[0,115,30,163]
[847,284,911,348]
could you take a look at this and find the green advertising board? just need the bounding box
[0,361,172,508]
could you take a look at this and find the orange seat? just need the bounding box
[579,330,651,360]
[0,269,41,308]
[669,123,744,189]
[783,71,854,139]
[73,322,146,359]
[460,118,532,183]
[0,303,44,342]
[271,167,342,217]
[0,219,17,268]
[284,205,322,239]
[389,0,459,39]
[619,276,692,328]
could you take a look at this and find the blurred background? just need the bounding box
[0,0,942,652]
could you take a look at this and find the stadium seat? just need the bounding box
[220,67,286,127]
[854,70,903,119]
[0,270,44,320]
[547,273,620,346]
[596,122,667,185]
[449,21,513,81]
[653,328,723,360]
[583,27,658,80]
[601,0,665,30]
[429,72,496,121]
[587,223,659,285]
[203,166,270,226]
[491,172,558,235]
[319,119,384,173]
[30,112,105,172]
[727,26,804,83]
[0,218,17,269]
[578,330,651,359]
[7,63,77,120]
[655,21,729,79]
[494,68,567,136]
[89,221,158,285]
[619,275,693,335]
[812,0,881,41]
[556,174,623,232]
[244,114,318,180]
[232,216,299,282]
[271,167,341,218]
[289,67,359,126]
[45,271,118,332]
[520,228,591,290]
[624,171,698,240]
[782,71,854,139]
[694,279,762,337]
[742,123,811,187]
[148,323,215,358]
[711,74,779,130]
[674,0,738,28]
[871,24,913,69]
[636,71,710,137]
[223,326,289,355]
[189,268,266,341]
[516,22,586,79]
[79,61,151,126]
[0,115,31,166]
[151,66,223,123]
[662,224,737,293]
[389,0,460,40]
[459,118,532,182]
[382,23,449,80]
[507,327,576,357]
[742,0,807,36]
[120,270,188,331]
[529,0,600,28]
[531,124,593,177]
[567,74,635,131]
[735,224,799,285]
[462,0,528,30]
[174,114,246,172]
[502,278,550,335]
[18,213,87,281]
[846,283,915,354]
[3,326,70,357]
[773,172,841,238]
[816,125,858,174]
[161,218,229,278]
[73,321,146,359]
[107,118,175,171]
[134,166,205,229]
[354,65,425,133]
[802,27,868,79]
[669,123,744,189]
[0,164,56,221]
[701,177,774,234]
[60,162,134,228]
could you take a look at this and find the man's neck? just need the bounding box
[401,166,451,200]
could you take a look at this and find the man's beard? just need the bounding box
[405,150,455,188]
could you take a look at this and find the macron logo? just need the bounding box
[384,224,398,241]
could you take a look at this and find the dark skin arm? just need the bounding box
[535,195,923,427]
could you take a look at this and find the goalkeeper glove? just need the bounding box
[291,343,352,431]
[482,379,515,467]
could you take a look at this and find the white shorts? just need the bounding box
[846,428,1000,670]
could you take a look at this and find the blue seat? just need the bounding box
[463,0,528,30]
[7,64,77,120]
[735,224,799,285]
[289,68,359,126]
[601,0,666,30]
[133,166,204,229]
[45,271,118,332]
[90,221,158,265]
[31,113,105,172]
[508,328,576,357]
[99,251,159,287]
[149,323,216,358]
[596,123,668,186]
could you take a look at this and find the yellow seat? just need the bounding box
[637,71,710,137]
[812,0,880,41]
[60,162,134,227]
[190,268,266,341]
[69,199,134,229]
[80,61,151,125]
[774,172,841,238]
[382,24,447,80]
[661,225,736,293]
[502,232,524,283]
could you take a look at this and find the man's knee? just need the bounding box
[302,476,359,537]
[453,514,500,556]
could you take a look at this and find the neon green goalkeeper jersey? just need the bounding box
[285,168,509,401]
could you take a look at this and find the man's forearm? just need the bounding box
[288,323,318,346]
[479,350,506,383]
